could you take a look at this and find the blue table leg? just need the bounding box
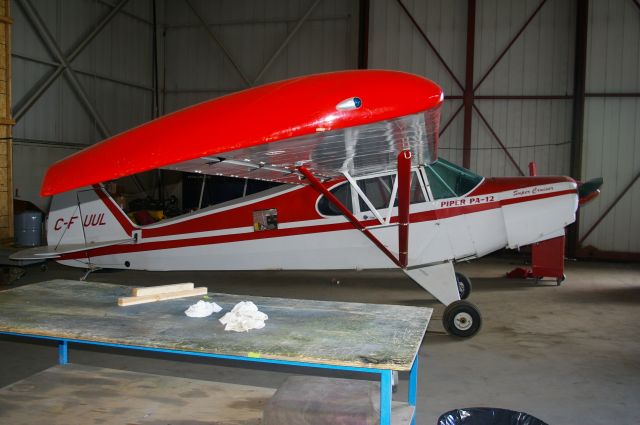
[380,369,393,425]
[408,357,419,425]
[58,340,68,365]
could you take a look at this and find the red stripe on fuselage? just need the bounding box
[60,188,576,260]
[140,185,322,238]
[93,185,137,235]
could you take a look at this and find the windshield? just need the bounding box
[425,159,482,199]
[164,106,442,185]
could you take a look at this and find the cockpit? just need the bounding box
[424,159,483,199]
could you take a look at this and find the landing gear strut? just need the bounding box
[455,272,472,300]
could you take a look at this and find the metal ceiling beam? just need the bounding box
[253,0,321,85]
[16,0,123,137]
[14,0,129,124]
[184,0,322,87]
[462,0,476,168]
[457,0,546,176]
[12,52,153,92]
[439,103,463,137]
[97,0,152,25]
[357,0,370,69]
[567,0,589,257]
[184,0,252,87]
[473,0,548,93]
[13,137,91,149]
[164,87,241,94]
[448,94,574,100]
[472,104,525,176]
[166,15,347,30]
[570,0,589,181]
[396,0,464,91]
[475,95,573,100]
[586,92,640,98]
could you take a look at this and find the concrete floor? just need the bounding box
[0,257,638,424]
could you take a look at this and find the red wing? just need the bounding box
[41,70,443,195]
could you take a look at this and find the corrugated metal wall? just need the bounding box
[579,0,640,254]
[472,0,575,177]
[162,0,358,113]
[368,0,575,176]
[11,0,154,210]
[369,0,467,165]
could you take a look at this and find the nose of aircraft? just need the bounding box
[577,177,603,205]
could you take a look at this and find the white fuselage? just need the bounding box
[51,177,578,272]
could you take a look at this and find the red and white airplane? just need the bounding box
[13,70,600,337]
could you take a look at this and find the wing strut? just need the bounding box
[297,150,412,269]
[397,150,411,268]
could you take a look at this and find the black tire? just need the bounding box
[556,274,566,286]
[455,272,472,300]
[442,300,482,338]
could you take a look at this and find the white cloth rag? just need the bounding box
[184,300,223,318]
[219,301,268,332]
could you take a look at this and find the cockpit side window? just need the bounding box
[425,159,482,199]
[317,182,353,215]
[357,172,426,213]
[318,171,427,216]
[357,175,394,211]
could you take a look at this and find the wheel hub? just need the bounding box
[453,312,473,331]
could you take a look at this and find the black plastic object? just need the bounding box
[437,408,549,425]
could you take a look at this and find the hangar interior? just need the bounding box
[0,0,639,424]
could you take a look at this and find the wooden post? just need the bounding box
[0,0,13,241]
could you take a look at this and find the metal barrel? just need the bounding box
[14,211,43,247]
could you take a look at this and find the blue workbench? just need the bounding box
[0,279,432,425]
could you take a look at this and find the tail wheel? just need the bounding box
[442,300,482,338]
[455,272,472,300]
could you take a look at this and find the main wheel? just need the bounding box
[442,300,482,338]
[455,272,472,300]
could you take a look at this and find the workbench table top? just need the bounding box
[0,279,432,371]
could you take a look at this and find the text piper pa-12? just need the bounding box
[13,70,601,338]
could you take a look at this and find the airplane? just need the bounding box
[12,70,601,338]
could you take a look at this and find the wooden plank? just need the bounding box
[118,287,207,306]
[131,282,194,297]
[0,280,432,370]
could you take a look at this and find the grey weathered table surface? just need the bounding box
[0,279,432,370]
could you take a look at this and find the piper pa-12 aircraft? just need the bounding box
[13,70,601,337]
